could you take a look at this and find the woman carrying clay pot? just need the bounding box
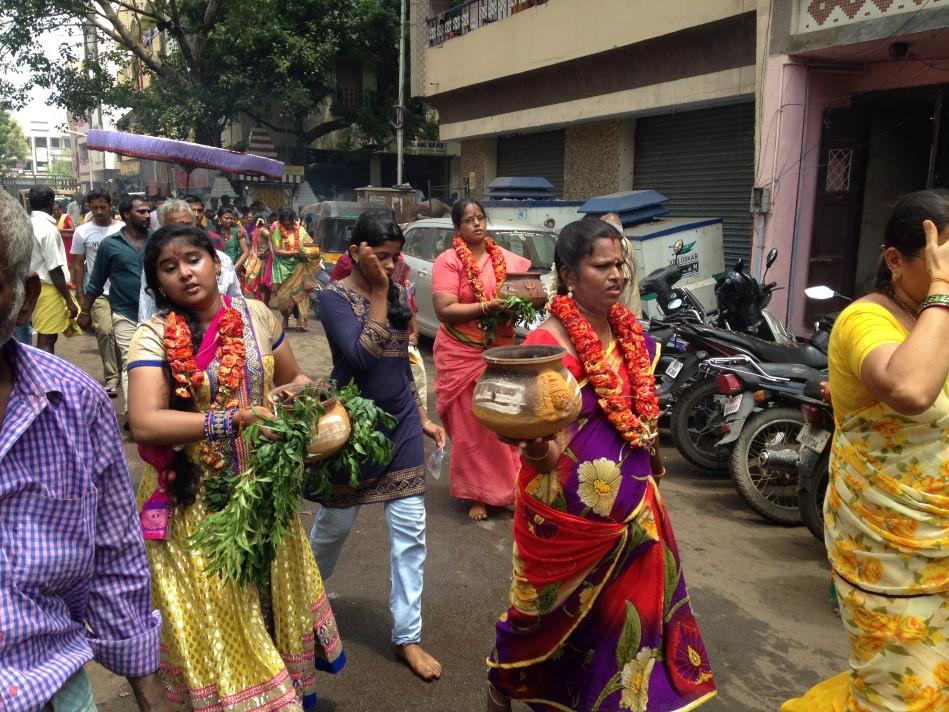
[126,224,345,709]
[485,217,716,712]
[310,211,446,682]
[432,199,532,521]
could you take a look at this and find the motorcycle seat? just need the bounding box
[690,325,828,369]
[757,362,826,382]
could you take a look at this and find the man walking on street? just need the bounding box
[0,189,169,712]
[27,185,77,354]
[71,190,124,397]
[79,194,150,414]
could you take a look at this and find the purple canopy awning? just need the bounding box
[86,129,284,179]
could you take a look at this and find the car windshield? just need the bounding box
[320,218,358,253]
[489,230,556,271]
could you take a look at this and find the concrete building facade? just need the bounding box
[414,0,949,331]
[413,0,759,269]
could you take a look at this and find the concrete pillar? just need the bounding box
[617,118,636,191]
[369,154,382,186]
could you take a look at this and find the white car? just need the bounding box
[401,217,558,339]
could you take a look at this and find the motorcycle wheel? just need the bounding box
[800,451,830,543]
[669,378,729,474]
[730,406,805,525]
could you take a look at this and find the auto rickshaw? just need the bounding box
[299,201,396,269]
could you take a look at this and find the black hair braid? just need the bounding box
[387,282,413,330]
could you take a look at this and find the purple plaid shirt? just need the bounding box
[0,341,160,711]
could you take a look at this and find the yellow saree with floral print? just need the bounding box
[783,302,949,712]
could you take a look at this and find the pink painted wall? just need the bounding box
[755,55,947,333]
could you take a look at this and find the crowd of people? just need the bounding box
[0,182,945,712]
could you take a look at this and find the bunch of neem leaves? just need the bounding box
[480,295,542,343]
[305,381,396,495]
[190,380,395,588]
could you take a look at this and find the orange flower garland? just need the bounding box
[548,295,659,448]
[163,306,246,469]
[165,312,204,399]
[453,235,506,303]
[275,223,304,252]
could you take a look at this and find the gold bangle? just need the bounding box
[480,301,487,315]
[653,468,667,480]
[421,419,432,429]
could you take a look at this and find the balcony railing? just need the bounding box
[426,0,546,47]
[332,88,378,114]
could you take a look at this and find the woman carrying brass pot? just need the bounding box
[432,199,532,521]
[486,217,716,712]
[310,212,446,682]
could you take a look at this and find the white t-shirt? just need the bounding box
[71,219,124,295]
[29,210,70,285]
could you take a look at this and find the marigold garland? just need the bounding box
[274,223,305,252]
[164,305,246,470]
[548,295,659,448]
[453,234,506,303]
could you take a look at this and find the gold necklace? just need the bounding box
[889,290,918,322]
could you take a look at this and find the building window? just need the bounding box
[825,149,852,193]
[50,137,60,148]
[33,136,47,148]
[63,137,71,148]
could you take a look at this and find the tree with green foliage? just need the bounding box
[0,110,30,174]
[0,0,417,162]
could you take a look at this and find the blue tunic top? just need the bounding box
[318,281,425,507]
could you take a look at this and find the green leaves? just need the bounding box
[305,380,396,493]
[190,380,394,588]
[480,296,542,343]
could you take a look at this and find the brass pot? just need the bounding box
[270,383,352,463]
[498,271,548,308]
[472,344,581,440]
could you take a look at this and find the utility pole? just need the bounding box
[395,0,407,186]
[82,20,103,189]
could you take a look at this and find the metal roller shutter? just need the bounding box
[497,130,566,197]
[634,103,754,269]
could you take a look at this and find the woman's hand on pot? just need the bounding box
[422,420,446,448]
[923,219,949,284]
[234,406,277,437]
[267,382,306,406]
[355,243,389,291]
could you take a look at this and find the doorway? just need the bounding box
[806,83,948,313]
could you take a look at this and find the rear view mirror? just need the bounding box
[766,248,779,268]
[733,258,745,273]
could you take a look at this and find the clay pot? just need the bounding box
[472,345,581,441]
[270,383,352,463]
[498,272,548,308]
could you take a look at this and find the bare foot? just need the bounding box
[468,502,488,521]
[394,643,442,681]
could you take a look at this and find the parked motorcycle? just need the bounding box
[796,390,833,542]
[665,318,830,473]
[700,355,825,524]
